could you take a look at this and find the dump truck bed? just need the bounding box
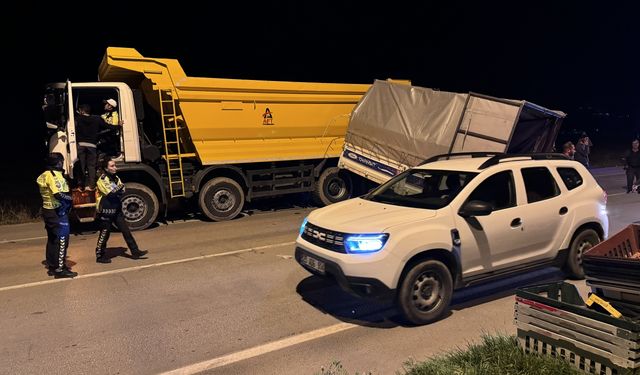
[99,47,371,165]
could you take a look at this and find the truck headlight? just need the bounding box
[344,234,389,253]
[299,217,308,236]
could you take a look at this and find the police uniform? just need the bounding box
[100,109,121,157]
[36,167,74,276]
[101,110,119,126]
[95,173,147,262]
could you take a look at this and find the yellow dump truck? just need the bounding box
[43,47,371,230]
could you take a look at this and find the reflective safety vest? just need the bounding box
[96,173,124,213]
[101,111,119,126]
[36,170,69,209]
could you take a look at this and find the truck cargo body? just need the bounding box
[339,80,566,184]
[43,47,370,230]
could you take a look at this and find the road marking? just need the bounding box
[607,192,629,197]
[159,322,357,375]
[0,241,295,292]
[0,236,48,244]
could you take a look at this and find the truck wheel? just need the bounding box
[312,167,353,206]
[397,259,453,325]
[564,229,600,279]
[199,177,245,221]
[121,183,159,231]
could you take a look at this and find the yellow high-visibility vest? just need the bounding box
[36,170,69,209]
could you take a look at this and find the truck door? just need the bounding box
[65,80,78,178]
[449,95,521,154]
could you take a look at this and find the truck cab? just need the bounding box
[44,81,163,230]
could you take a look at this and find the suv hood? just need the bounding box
[307,198,437,233]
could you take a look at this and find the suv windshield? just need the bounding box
[363,169,478,209]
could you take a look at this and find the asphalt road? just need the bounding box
[0,168,637,375]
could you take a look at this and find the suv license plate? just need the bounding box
[301,254,325,274]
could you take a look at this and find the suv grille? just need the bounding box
[301,222,347,253]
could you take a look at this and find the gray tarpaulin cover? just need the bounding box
[346,80,468,167]
[345,80,565,169]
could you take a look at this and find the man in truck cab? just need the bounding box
[99,98,122,157]
[101,99,120,126]
[76,104,108,190]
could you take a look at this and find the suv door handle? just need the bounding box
[510,218,522,227]
[559,207,568,215]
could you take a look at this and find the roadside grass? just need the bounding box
[0,172,42,225]
[402,334,581,375]
[0,200,40,225]
[317,334,582,375]
[591,147,626,168]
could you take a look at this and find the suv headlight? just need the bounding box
[299,217,308,236]
[344,234,389,253]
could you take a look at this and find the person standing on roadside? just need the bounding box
[562,141,576,160]
[95,157,149,263]
[623,138,640,193]
[574,132,593,168]
[36,152,77,278]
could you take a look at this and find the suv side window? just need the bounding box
[556,167,583,190]
[522,167,560,203]
[465,171,515,210]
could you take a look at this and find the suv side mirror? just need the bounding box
[458,200,492,218]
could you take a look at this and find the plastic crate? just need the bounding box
[515,282,640,374]
[583,224,640,291]
[72,190,97,206]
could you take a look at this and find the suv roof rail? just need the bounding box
[422,152,503,164]
[478,153,569,169]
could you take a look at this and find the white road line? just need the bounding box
[0,236,47,244]
[607,192,629,197]
[159,322,357,375]
[0,241,295,292]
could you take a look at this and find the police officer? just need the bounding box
[101,98,120,126]
[99,98,122,157]
[36,152,77,278]
[95,157,148,263]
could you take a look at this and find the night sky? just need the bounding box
[5,2,639,174]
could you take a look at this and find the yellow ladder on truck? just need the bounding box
[159,89,185,198]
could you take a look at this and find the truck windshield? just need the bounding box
[363,169,477,209]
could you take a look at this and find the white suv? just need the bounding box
[295,153,609,325]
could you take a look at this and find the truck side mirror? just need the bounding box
[458,200,492,218]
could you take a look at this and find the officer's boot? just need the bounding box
[95,229,111,264]
[49,235,77,278]
[130,249,148,259]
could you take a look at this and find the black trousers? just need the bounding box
[627,166,640,192]
[96,212,139,258]
[78,145,97,189]
[42,208,70,270]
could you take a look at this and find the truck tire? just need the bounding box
[199,177,245,221]
[397,259,453,325]
[121,183,159,231]
[312,167,353,206]
[564,228,600,279]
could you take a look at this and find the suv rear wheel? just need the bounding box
[397,259,453,325]
[564,228,600,279]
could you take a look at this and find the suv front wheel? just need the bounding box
[564,229,600,279]
[397,259,453,325]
